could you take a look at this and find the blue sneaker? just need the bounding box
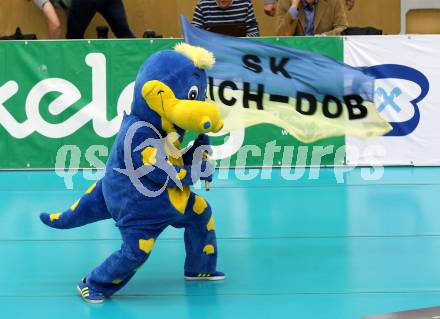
[76,277,105,304]
[184,271,225,281]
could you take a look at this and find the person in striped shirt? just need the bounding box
[192,0,260,37]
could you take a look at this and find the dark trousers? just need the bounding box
[66,0,134,39]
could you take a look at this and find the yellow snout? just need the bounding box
[142,80,223,133]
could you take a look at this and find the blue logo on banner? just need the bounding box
[365,64,429,137]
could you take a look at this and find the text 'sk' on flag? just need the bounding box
[180,17,391,143]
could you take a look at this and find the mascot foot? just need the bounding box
[77,277,105,304]
[39,212,69,229]
[184,271,225,281]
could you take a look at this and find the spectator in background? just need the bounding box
[31,0,70,39]
[264,0,277,16]
[276,0,348,36]
[264,0,355,17]
[192,0,260,37]
[66,0,134,39]
[346,0,355,11]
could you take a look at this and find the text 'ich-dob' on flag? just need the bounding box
[180,16,391,143]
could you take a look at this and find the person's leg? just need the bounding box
[66,0,100,39]
[177,193,219,275]
[85,226,163,297]
[40,180,111,229]
[98,0,134,38]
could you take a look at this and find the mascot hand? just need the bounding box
[200,160,214,183]
[184,134,212,165]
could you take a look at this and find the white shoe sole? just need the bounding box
[76,285,104,304]
[184,275,225,281]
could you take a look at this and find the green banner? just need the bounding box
[0,37,344,169]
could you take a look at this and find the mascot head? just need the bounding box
[131,43,223,137]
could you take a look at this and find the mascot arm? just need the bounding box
[131,129,212,187]
[142,159,212,187]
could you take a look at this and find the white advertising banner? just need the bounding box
[344,36,440,165]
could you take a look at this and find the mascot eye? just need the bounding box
[188,86,199,100]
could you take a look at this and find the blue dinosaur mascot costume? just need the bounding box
[40,43,225,304]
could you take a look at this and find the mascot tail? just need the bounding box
[40,180,111,229]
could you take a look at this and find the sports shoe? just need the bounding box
[184,271,225,281]
[76,277,105,304]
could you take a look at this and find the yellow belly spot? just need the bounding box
[141,147,158,166]
[165,142,190,214]
[139,238,155,254]
[176,168,187,180]
[167,186,190,214]
[50,213,61,221]
[193,195,208,215]
[203,244,215,255]
[112,278,123,285]
[85,182,97,194]
[207,215,215,231]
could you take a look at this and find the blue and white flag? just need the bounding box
[180,17,391,143]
